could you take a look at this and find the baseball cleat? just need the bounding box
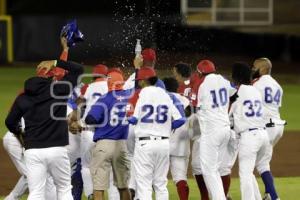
[263,193,271,200]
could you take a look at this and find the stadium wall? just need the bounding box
[12,16,300,62]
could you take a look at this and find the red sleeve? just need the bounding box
[190,73,205,107]
[59,50,68,61]
[126,89,141,116]
[80,84,89,96]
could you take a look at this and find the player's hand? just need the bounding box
[133,54,143,69]
[69,121,82,134]
[37,60,56,74]
[61,37,69,51]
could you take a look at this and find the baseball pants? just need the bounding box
[24,146,73,200]
[198,127,230,200]
[256,121,285,174]
[170,156,189,184]
[3,132,57,200]
[239,129,269,200]
[133,138,169,200]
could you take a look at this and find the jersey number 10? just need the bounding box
[210,88,228,108]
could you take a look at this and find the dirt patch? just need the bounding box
[1,131,300,196]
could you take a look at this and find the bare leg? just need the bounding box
[118,188,130,200]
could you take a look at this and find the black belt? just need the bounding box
[138,136,169,141]
[249,128,265,132]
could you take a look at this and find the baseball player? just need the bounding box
[230,62,270,200]
[3,37,70,200]
[3,126,57,200]
[163,76,191,200]
[195,60,233,200]
[128,67,186,200]
[67,68,121,200]
[85,69,132,200]
[252,58,285,200]
[125,50,165,199]
[5,59,83,200]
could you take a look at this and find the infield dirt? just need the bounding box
[1,131,299,195]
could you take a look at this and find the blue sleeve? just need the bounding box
[85,115,98,125]
[168,93,185,118]
[155,79,166,89]
[128,116,138,125]
[86,99,105,124]
[172,118,186,129]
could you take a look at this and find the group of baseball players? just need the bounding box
[3,34,285,200]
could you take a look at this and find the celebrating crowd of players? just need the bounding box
[3,36,285,200]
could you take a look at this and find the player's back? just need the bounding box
[133,86,182,137]
[231,85,265,134]
[253,75,283,121]
[83,81,108,118]
[197,74,231,131]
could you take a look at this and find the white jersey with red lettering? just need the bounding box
[133,86,183,138]
[230,85,265,134]
[253,75,283,122]
[197,74,234,132]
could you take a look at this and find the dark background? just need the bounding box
[3,0,300,63]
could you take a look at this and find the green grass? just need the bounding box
[1,177,300,199]
[0,67,299,137]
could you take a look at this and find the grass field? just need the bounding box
[0,67,299,136]
[1,177,300,200]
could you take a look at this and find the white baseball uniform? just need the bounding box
[3,120,57,200]
[132,86,184,200]
[230,84,269,200]
[253,75,285,174]
[196,74,233,200]
[169,93,190,184]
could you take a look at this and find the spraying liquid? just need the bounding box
[135,39,142,57]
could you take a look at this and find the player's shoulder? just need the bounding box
[255,75,282,88]
[239,84,261,97]
[172,92,190,108]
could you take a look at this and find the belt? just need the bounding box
[239,127,265,135]
[138,136,169,141]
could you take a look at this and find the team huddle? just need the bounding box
[3,36,285,200]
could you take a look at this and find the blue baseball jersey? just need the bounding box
[86,89,133,141]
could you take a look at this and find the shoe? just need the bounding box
[88,194,94,200]
[263,193,271,200]
[4,194,18,200]
[227,194,233,200]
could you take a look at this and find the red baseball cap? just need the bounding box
[142,48,156,62]
[197,60,216,74]
[92,64,108,77]
[136,67,157,80]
